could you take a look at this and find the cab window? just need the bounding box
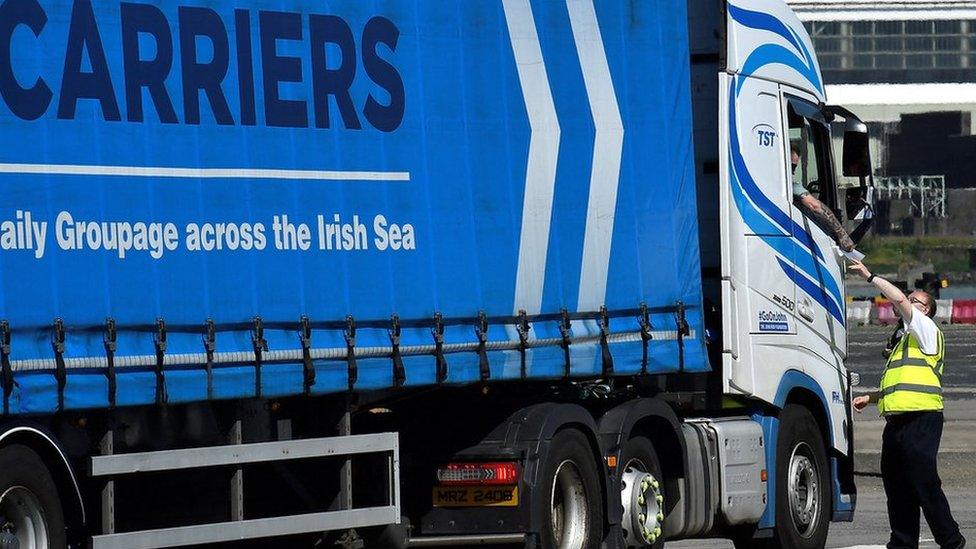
[786,100,835,209]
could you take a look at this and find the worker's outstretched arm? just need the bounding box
[848,260,913,322]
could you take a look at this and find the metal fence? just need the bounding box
[875,175,947,218]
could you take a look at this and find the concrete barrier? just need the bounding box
[874,301,898,325]
[847,301,872,325]
[935,299,954,324]
[951,299,976,324]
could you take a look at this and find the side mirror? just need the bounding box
[842,131,870,178]
[826,104,872,178]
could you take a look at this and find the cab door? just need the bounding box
[782,91,848,360]
[720,73,798,396]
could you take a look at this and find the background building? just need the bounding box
[789,0,976,237]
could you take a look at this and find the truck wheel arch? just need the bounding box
[597,397,686,522]
[774,370,834,448]
[491,403,611,540]
[0,424,86,536]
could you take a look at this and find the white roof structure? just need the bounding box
[828,83,976,106]
[827,83,976,132]
[787,0,976,20]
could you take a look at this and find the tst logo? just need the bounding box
[753,124,777,148]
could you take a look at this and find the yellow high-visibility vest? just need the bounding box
[878,326,944,414]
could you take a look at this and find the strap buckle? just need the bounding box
[154,318,168,405]
[203,319,216,400]
[599,306,613,376]
[344,316,357,391]
[103,318,117,408]
[433,313,448,384]
[300,316,315,394]
[53,318,66,412]
[516,310,530,379]
[390,315,405,387]
[475,312,490,381]
[1,321,11,416]
[251,317,267,398]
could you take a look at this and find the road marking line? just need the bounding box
[834,538,936,549]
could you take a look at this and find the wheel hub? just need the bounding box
[550,460,588,549]
[620,465,664,547]
[787,443,821,539]
[0,487,48,549]
[0,531,18,549]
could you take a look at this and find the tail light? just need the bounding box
[436,462,519,486]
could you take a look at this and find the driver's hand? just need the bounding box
[838,233,855,252]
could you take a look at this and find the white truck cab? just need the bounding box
[704,0,874,545]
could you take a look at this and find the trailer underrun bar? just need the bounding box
[89,432,400,549]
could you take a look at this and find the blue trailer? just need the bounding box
[0,0,873,547]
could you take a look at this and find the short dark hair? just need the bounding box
[912,291,937,318]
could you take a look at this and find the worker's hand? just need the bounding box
[847,259,871,280]
[852,395,870,412]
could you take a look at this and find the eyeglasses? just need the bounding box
[909,297,926,306]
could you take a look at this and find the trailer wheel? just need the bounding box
[753,404,830,549]
[616,437,665,548]
[537,429,603,549]
[0,444,66,549]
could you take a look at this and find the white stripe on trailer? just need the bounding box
[503,0,561,317]
[567,0,624,313]
[0,163,410,182]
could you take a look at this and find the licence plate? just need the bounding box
[432,486,519,507]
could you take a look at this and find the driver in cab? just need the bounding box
[791,143,855,252]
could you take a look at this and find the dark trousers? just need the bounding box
[881,411,963,549]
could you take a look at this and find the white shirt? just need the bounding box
[905,309,940,356]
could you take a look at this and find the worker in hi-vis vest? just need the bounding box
[849,259,965,549]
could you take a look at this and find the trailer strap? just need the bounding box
[476,311,490,381]
[676,302,690,372]
[154,319,168,405]
[389,315,405,387]
[599,306,614,376]
[1,321,11,416]
[344,316,358,391]
[638,302,653,374]
[559,309,572,378]
[516,310,530,379]
[203,319,216,400]
[251,317,266,398]
[300,316,315,394]
[53,318,67,412]
[104,319,117,408]
[433,313,448,384]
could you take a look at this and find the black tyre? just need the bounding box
[537,429,604,549]
[615,436,665,548]
[747,404,829,549]
[0,444,66,549]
